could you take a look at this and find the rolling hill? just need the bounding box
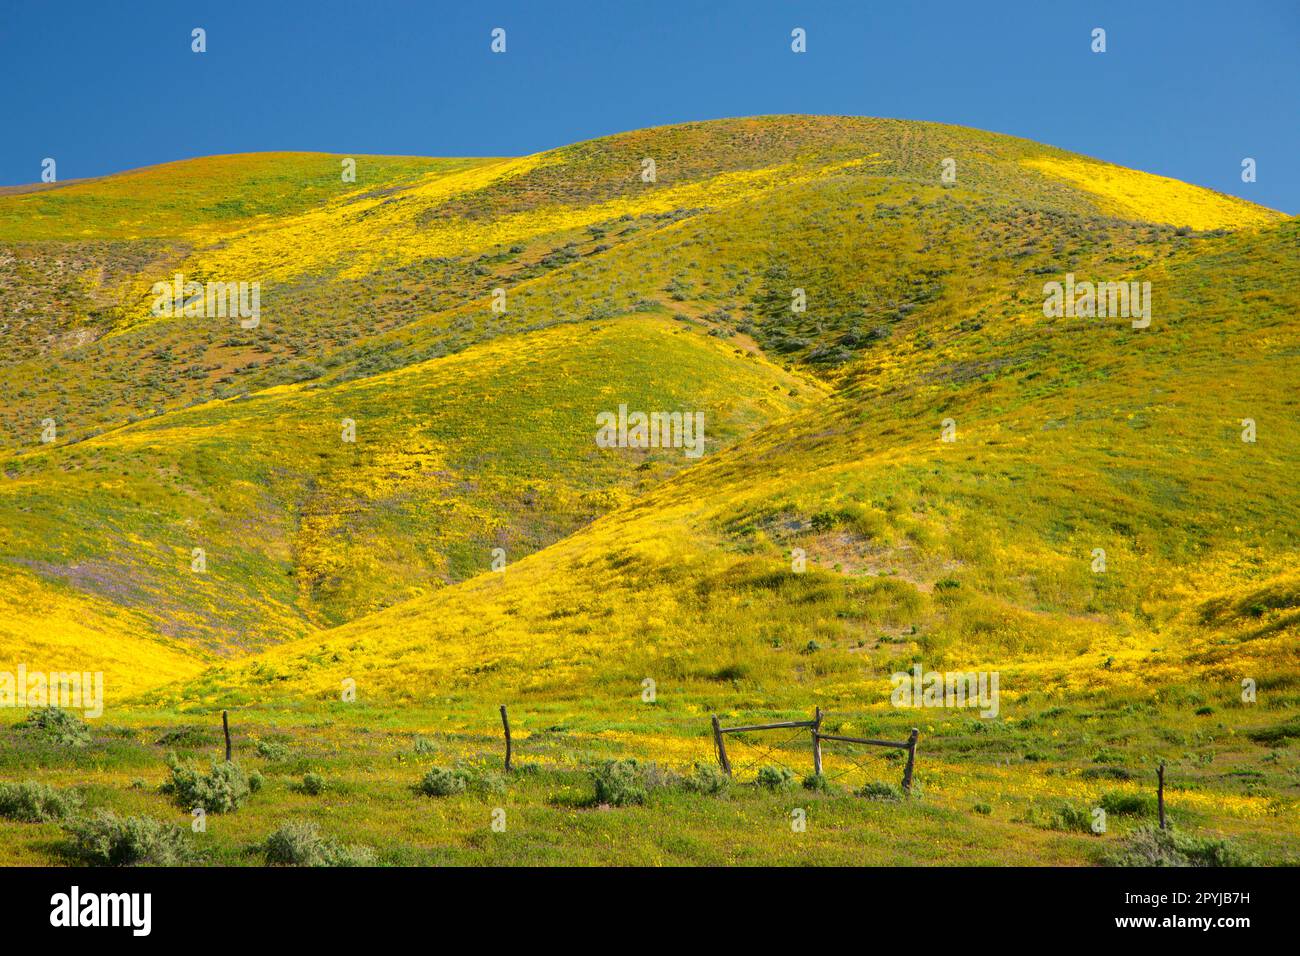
[1,116,1296,865]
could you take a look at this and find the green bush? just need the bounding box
[1107,825,1254,867]
[973,802,992,815]
[416,764,505,798]
[1049,803,1095,833]
[856,781,904,801]
[1099,790,1154,817]
[755,766,797,791]
[254,740,290,760]
[1082,766,1134,781]
[466,768,507,796]
[802,772,834,793]
[16,707,91,748]
[418,767,468,797]
[0,781,82,822]
[413,737,438,755]
[260,820,374,867]
[591,759,648,806]
[1246,720,1300,745]
[684,763,730,796]
[156,726,211,748]
[299,773,326,796]
[161,752,252,813]
[64,810,190,866]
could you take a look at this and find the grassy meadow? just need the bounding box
[0,116,1296,866]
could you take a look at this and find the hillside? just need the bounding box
[158,217,1300,711]
[0,116,1295,865]
[1,315,813,655]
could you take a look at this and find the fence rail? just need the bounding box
[712,708,920,794]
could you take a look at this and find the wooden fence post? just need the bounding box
[711,715,732,776]
[500,705,512,772]
[1157,762,1166,829]
[222,710,232,762]
[812,707,823,776]
[901,728,919,794]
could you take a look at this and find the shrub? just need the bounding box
[684,763,730,796]
[412,737,438,755]
[755,766,797,791]
[856,781,904,801]
[973,802,992,815]
[417,765,505,797]
[64,810,190,866]
[1099,790,1154,817]
[802,772,834,793]
[0,781,82,822]
[418,767,468,797]
[1107,825,1254,867]
[156,726,211,748]
[16,707,91,747]
[1246,720,1300,745]
[261,820,374,867]
[299,773,326,796]
[254,740,290,760]
[248,770,265,793]
[466,768,507,796]
[1082,766,1134,781]
[809,510,838,533]
[161,753,251,813]
[591,759,649,806]
[1049,803,1095,833]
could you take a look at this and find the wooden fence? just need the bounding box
[712,708,920,794]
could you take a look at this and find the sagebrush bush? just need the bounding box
[1099,790,1154,817]
[418,767,468,797]
[0,781,82,822]
[161,752,252,813]
[156,727,210,748]
[416,764,505,798]
[64,810,189,866]
[755,766,797,791]
[261,820,374,867]
[299,773,326,796]
[16,707,91,748]
[254,740,290,760]
[1049,803,1095,833]
[1107,825,1254,867]
[591,759,649,806]
[856,781,904,801]
[684,763,730,795]
[802,772,834,793]
[1082,766,1135,781]
[468,769,507,796]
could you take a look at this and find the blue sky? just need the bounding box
[3,0,1297,211]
